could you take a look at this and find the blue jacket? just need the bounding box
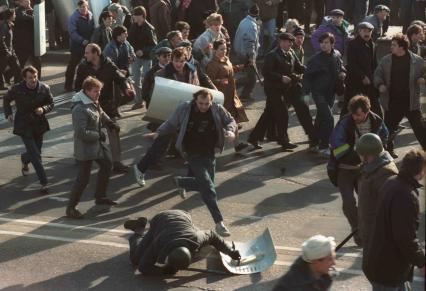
[103,39,135,71]
[303,49,345,101]
[68,9,95,55]
[329,112,388,167]
[233,15,259,59]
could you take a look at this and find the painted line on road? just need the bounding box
[0,216,362,258]
[0,229,423,282]
[0,217,131,234]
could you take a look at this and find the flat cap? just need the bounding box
[374,4,390,13]
[176,40,192,48]
[278,32,295,41]
[329,9,344,16]
[293,27,305,37]
[155,46,172,55]
[357,21,374,31]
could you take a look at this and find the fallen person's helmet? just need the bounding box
[167,247,192,270]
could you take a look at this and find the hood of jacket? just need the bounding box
[71,90,95,109]
[363,151,395,174]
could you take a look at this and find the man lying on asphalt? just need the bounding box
[124,209,241,275]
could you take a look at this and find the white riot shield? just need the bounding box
[220,228,277,274]
[144,77,225,123]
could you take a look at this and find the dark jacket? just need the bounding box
[90,24,112,50]
[186,0,218,39]
[363,173,425,286]
[141,63,163,107]
[148,0,171,41]
[263,46,305,90]
[3,81,54,137]
[358,151,398,250]
[13,5,34,53]
[128,20,157,60]
[303,49,345,101]
[345,36,377,98]
[68,9,95,55]
[218,0,249,38]
[329,112,388,166]
[187,56,216,89]
[273,257,333,291]
[132,210,236,275]
[74,55,129,116]
[0,19,13,56]
[155,62,200,86]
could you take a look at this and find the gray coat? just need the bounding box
[156,100,237,157]
[374,51,424,111]
[71,91,113,161]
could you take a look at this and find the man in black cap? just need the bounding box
[362,5,390,41]
[248,32,306,150]
[341,22,382,118]
[124,209,241,275]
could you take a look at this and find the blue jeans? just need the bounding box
[137,134,171,173]
[372,282,411,291]
[21,134,47,185]
[177,152,223,223]
[312,94,335,149]
[131,58,152,104]
[259,18,276,56]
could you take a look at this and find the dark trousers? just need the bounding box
[177,152,223,223]
[235,56,256,98]
[303,0,325,31]
[137,134,171,173]
[249,87,290,144]
[0,53,22,83]
[347,0,369,25]
[21,133,47,185]
[65,53,83,90]
[401,0,426,33]
[16,50,42,78]
[337,168,360,230]
[385,108,426,150]
[312,93,335,149]
[287,90,316,142]
[129,232,149,266]
[68,156,112,207]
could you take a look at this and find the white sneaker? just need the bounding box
[173,176,186,199]
[215,222,231,237]
[133,164,145,187]
[318,148,331,157]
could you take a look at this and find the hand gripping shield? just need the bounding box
[220,228,277,274]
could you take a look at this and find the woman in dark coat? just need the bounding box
[206,39,248,151]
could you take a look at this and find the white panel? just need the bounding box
[34,1,46,56]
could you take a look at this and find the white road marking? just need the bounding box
[0,229,423,282]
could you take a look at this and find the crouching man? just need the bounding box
[124,209,242,275]
[273,235,336,290]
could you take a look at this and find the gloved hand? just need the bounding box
[99,131,107,142]
[229,250,241,261]
[108,122,120,133]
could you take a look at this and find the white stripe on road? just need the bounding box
[0,229,423,282]
[0,216,362,258]
[0,216,131,234]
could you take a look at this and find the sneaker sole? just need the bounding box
[133,165,145,187]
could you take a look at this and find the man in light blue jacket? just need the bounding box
[233,4,260,99]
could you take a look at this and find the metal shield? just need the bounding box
[220,228,277,274]
[144,77,225,123]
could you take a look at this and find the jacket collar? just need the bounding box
[288,257,333,288]
[362,151,394,173]
[398,172,423,191]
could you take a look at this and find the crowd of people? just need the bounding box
[1,0,426,290]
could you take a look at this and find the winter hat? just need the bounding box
[301,235,336,263]
[249,4,260,17]
[329,9,344,17]
[293,27,305,37]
